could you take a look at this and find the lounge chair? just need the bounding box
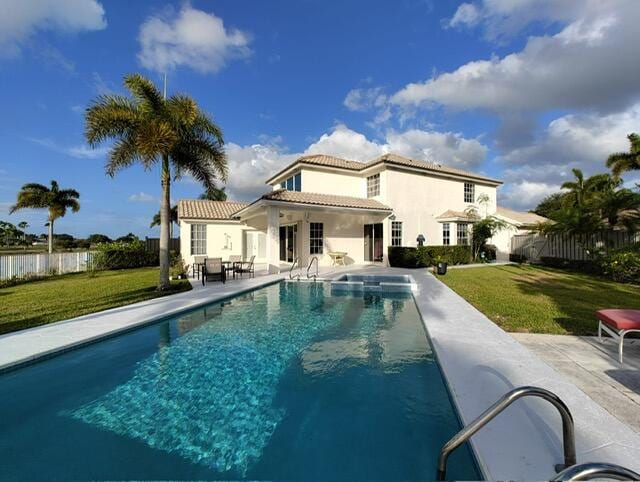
[192,255,206,279]
[202,257,226,286]
[235,255,255,278]
[597,309,640,364]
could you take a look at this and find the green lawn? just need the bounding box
[0,267,191,335]
[440,264,640,335]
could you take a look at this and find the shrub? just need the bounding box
[601,247,640,284]
[388,246,472,268]
[538,256,601,275]
[509,253,527,263]
[93,240,157,270]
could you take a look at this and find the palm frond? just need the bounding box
[124,73,165,115]
[85,95,139,147]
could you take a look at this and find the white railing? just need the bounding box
[0,251,95,280]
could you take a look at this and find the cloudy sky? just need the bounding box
[1,0,639,237]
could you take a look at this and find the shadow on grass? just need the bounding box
[510,266,640,336]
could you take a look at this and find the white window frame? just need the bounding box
[391,221,402,247]
[190,224,207,255]
[464,182,475,203]
[309,222,323,254]
[281,172,302,191]
[457,223,469,245]
[442,223,450,246]
[367,173,380,198]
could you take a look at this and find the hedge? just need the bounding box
[93,240,158,270]
[601,247,640,284]
[388,246,472,268]
[538,256,601,275]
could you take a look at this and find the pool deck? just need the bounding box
[1,265,639,480]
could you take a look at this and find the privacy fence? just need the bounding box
[510,231,639,263]
[0,251,95,280]
[144,237,180,253]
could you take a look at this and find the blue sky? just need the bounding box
[1,0,639,238]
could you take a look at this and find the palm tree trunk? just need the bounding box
[158,155,171,290]
[48,219,54,255]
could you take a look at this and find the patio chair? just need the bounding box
[192,256,206,279]
[226,255,243,279]
[597,309,640,364]
[235,255,256,278]
[202,257,226,286]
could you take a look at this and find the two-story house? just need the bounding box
[178,153,536,272]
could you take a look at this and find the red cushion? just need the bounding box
[597,309,640,331]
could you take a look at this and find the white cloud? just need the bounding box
[343,87,387,112]
[128,192,156,203]
[392,1,640,114]
[447,3,480,29]
[222,124,489,201]
[27,137,108,159]
[499,181,559,211]
[138,5,251,74]
[0,0,106,57]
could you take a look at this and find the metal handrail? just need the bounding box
[307,256,319,280]
[289,257,300,280]
[436,386,576,480]
[552,462,640,481]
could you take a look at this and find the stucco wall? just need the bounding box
[271,168,364,197]
[179,220,259,266]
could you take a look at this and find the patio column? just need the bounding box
[266,205,280,274]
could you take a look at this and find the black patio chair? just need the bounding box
[202,257,226,285]
[235,255,255,278]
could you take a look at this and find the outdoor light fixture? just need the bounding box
[417,234,425,246]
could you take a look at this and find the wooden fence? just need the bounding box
[144,237,180,253]
[511,231,639,263]
[0,251,95,280]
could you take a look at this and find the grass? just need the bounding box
[440,264,640,335]
[0,267,191,335]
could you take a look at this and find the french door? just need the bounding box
[364,223,383,262]
[279,225,297,262]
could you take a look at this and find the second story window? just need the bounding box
[281,172,302,191]
[464,182,475,203]
[442,223,450,246]
[367,173,380,197]
[457,223,469,245]
[391,221,402,246]
[190,224,207,255]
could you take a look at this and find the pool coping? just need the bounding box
[1,265,640,480]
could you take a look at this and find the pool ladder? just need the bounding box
[436,386,640,481]
[289,258,300,280]
[307,256,318,281]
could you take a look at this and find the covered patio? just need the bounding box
[234,190,393,273]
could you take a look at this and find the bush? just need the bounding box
[93,240,157,270]
[539,256,601,275]
[510,253,527,263]
[601,247,640,284]
[388,246,472,268]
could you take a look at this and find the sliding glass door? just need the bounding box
[279,224,297,262]
[364,223,383,262]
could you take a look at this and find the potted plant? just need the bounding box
[170,257,188,280]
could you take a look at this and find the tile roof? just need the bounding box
[177,199,248,220]
[258,189,392,211]
[267,153,502,185]
[495,206,548,225]
[436,210,474,221]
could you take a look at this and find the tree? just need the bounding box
[116,232,139,243]
[17,221,29,248]
[0,221,20,246]
[10,180,80,254]
[85,74,227,290]
[150,205,178,238]
[199,185,227,201]
[606,133,640,178]
[87,233,112,245]
[465,198,507,261]
[532,193,566,219]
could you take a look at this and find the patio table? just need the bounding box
[328,251,347,266]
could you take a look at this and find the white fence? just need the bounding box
[0,251,95,280]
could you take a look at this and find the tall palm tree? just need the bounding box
[85,74,227,290]
[17,221,29,249]
[606,133,640,178]
[199,185,227,201]
[10,181,80,254]
[150,205,178,238]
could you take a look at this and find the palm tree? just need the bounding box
[17,221,29,249]
[85,74,227,290]
[150,205,178,238]
[199,185,227,201]
[10,181,80,254]
[606,133,640,178]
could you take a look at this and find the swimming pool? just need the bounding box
[0,282,478,480]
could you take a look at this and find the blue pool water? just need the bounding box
[0,282,479,480]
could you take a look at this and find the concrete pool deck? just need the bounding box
[1,265,639,480]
